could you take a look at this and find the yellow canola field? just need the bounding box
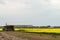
[0,28,3,31]
[14,28,60,33]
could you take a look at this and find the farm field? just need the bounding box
[14,28,60,33]
[0,27,3,31]
[2,31,60,40]
[1,27,60,33]
[0,28,60,40]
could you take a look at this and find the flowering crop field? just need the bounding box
[0,27,3,31]
[0,27,60,33]
[14,28,60,33]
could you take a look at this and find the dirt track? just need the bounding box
[0,32,28,40]
[0,32,60,40]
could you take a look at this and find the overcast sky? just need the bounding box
[0,0,60,26]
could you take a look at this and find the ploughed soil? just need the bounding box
[0,31,60,40]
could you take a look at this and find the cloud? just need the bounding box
[0,0,7,4]
[34,0,60,9]
[0,0,32,26]
[0,0,32,16]
[0,0,60,26]
[32,0,60,26]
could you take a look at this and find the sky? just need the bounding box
[0,0,60,26]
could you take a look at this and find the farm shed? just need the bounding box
[3,25,14,31]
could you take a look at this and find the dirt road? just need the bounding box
[0,32,60,40]
[0,32,29,40]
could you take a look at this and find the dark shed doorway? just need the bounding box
[3,25,14,31]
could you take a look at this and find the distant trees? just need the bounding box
[47,25,51,28]
[14,25,51,28]
[40,25,51,28]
